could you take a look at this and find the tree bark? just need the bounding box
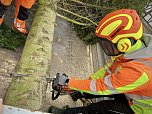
[4,0,58,111]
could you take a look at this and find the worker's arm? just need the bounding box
[68,64,149,95]
[89,67,108,80]
[90,61,113,80]
[0,98,3,114]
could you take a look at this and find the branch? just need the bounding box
[70,0,114,9]
[58,7,97,26]
[57,13,91,26]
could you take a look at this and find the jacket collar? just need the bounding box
[124,33,152,59]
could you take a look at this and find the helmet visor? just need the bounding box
[98,38,121,56]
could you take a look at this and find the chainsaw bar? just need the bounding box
[0,72,32,77]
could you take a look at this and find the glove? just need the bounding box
[56,73,69,86]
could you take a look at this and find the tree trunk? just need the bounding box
[4,0,58,111]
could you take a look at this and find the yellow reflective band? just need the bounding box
[101,20,122,36]
[116,72,149,93]
[126,93,152,100]
[91,61,113,80]
[96,14,133,33]
[97,89,112,95]
[69,86,113,95]
[69,86,97,95]
[112,23,143,43]
[91,68,106,80]
[135,99,152,108]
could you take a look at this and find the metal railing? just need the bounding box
[143,2,152,29]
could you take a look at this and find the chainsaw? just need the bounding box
[47,73,75,100]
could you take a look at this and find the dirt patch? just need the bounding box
[0,47,23,98]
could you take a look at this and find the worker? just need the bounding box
[0,0,36,35]
[52,9,152,114]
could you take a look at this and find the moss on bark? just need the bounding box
[4,0,58,111]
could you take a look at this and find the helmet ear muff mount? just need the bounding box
[117,38,136,52]
[96,9,143,55]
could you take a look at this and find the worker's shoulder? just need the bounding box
[142,33,152,44]
[120,58,152,72]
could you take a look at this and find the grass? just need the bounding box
[0,23,26,51]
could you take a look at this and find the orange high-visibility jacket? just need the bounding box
[1,0,36,17]
[1,0,35,8]
[68,34,152,114]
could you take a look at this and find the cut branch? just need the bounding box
[57,13,90,26]
[58,7,97,26]
[70,0,115,9]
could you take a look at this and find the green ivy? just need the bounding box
[0,23,26,51]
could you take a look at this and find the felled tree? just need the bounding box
[4,0,58,111]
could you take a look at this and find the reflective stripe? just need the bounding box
[14,18,21,28]
[69,86,97,95]
[133,59,152,68]
[104,65,111,74]
[90,74,118,94]
[116,72,149,93]
[125,93,152,109]
[104,75,118,94]
[91,63,113,80]
[90,80,98,94]
[16,28,25,31]
[90,76,117,95]
[104,75,113,88]
[126,93,152,100]
[14,18,17,25]
[133,100,152,108]
[91,68,106,79]
[17,23,21,28]
[108,110,124,114]
[114,65,122,74]
[90,71,148,95]
[97,89,112,95]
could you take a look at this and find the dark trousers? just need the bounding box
[0,2,29,20]
[63,94,134,114]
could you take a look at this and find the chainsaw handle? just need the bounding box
[52,90,60,100]
[51,79,62,100]
[51,73,73,100]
